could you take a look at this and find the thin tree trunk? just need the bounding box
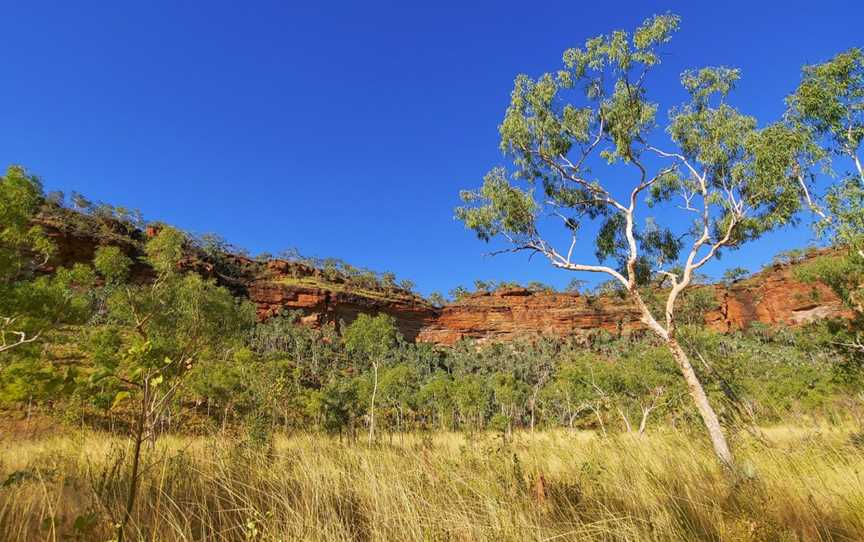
[617,408,632,433]
[666,338,734,467]
[368,361,378,445]
[632,288,735,468]
[118,393,147,542]
[221,402,231,433]
[638,407,652,436]
[398,406,404,446]
[592,405,606,437]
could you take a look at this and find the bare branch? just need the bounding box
[522,143,628,212]
[524,239,629,287]
[646,145,704,182]
[0,316,43,354]
[0,330,41,353]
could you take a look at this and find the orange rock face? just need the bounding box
[248,278,438,341]
[704,259,853,332]
[416,254,851,345]
[416,288,642,345]
[38,213,853,345]
[416,253,852,345]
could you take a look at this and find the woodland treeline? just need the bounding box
[0,164,861,446]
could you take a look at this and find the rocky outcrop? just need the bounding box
[417,288,641,345]
[248,260,437,341]
[36,210,853,345]
[36,213,438,341]
[418,251,852,345]
[704,255,853,332]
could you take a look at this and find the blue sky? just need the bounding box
[2,1,862,296]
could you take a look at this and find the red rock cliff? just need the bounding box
[38,212,852,345]
[248,260,437,341]
[417,252,852,345]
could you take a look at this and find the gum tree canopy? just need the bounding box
[788,48,864,353]
[788,47,863,256]
[456,14,820,467]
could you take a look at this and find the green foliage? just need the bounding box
[93,246,133,285]
[473,279,496,293]
[145,226,185,275]
[0,166,54,282]
[783,49,864,370]
[675,287,718,327]
[427,292,447,307]
[417,371,456,429]
[456,168,537,243]
[787,48,863,157]
[343,313,400,364]
[449,285,470,301]
[0,161,860,444]
[722,267,750,285]
[455,12,813,317]
[681,326,849,417]
[797,254,862,312]
[787,48,863,254]
[526,281,554,293]
[796,252,864,369]
[773,248,808,266]
[1,166,96,362]
[84,226,256,435]
[273,250,421,299]
[668,70,808,245]
[564,278,587,293]
[823,178,864,254]
[453,373,490,430]
[307,377,363,435]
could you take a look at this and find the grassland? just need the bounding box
[1,424,863,541]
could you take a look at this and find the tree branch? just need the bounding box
[0,316,42,354]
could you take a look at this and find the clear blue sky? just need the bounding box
[2,1,861,296]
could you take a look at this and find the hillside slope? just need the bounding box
[38,208,851,344]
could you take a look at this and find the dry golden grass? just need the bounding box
[1,425,863,541]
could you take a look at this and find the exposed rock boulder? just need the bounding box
[705,254,853,331]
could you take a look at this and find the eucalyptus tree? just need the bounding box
[90,227,255,542]
[377,362,419,439]
[456,14,817,466]
[788,48,864,354]
[417,370,456,429]
[787,48,863,258]
[343,313,399,443]
[787,48,863,193]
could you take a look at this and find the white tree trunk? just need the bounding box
[666,337,734,466]
[633,292,735,467]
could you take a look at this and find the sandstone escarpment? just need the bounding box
[36,209,852,345]
[37,212,438,341]
[704,254,853,332]
[249,260,437,341]
[417,251,852,345]
[417,288,642,345]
